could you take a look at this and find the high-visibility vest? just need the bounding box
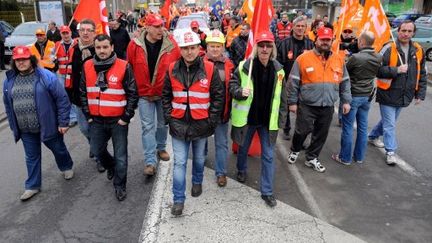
[30,40,56,69]
[277,22,292,40]
[168,60,214,120]
[84,58,128,117]
[296,50,345,85]
[231,60,285,130]
[55,39,76,88]
[377,42,423,91]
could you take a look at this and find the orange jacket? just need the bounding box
[30,40,55,69]
[226,25,242,48]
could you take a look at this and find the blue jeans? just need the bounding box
[339,97,371,162]
[21,133,73,190]
[76,107,90,141]
[369,104,403,153]
[90,120,128,189]
[172,137,207,203]
[57,74,77,123]
[213,122,229,176]
[237,126,275,196]
[138,98,168,166]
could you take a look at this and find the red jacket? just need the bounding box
[127,31,181,97]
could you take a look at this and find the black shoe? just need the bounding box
[107,168,114,180]
[96,161,106,173]
[261,195,277,207]
[89,151,95,159]
[115,188,127,201]
[171,203,184,216]
[68,121,78,127]
[236,171,246,183]
[191,184,202,197]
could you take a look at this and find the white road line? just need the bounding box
[276,142,325,220]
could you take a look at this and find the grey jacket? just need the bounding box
[229,58,288,145]
[346,47,382,97]
[287,49,352,106]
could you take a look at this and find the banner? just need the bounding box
[73,0,109,35]
[211,1,223,21]
[160,0,171,29]
[360,0,391,51]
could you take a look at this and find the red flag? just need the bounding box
[244,0,274,58]
[160,0,171,29]
[73,0,109,35]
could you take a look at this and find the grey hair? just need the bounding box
[292,16,306,25]
[252,41,277,60]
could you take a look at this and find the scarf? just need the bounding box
[92,53,117,91]
[78,39,94,61]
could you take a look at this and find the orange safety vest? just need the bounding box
[55,39,76,88]
[226,25,242,48]
[276,22,292,40]
[84,59,128,117]
[168,61,214,120]
[30,40,56,69]
[377,42,423,91]
[297,50,345,85]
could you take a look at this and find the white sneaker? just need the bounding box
[386,152,397,165]
[288,151,299,164]
[20,189,40,201]
[63,169,74,180]
[305,158,326,172]
[368,138,384,148]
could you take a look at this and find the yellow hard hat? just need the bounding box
[35,28,46,35]
[205,29,225,44]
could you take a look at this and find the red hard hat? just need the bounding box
[190,20,199,28]
[255,31,275,43]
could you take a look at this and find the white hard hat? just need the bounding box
[177,29,201,47]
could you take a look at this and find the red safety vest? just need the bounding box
[377,42,423,90]
[169,61,214,120]
[55,39,76,88]
[84,58,128,117]
[277,22,292,40]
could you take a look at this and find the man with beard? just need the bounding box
[229,23,250,67]
[286,27,352,173]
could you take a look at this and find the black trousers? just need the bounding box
[291,103,334,161]
[0,41,5,69]
[283,112,291,134]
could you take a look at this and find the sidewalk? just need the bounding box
[139,150,366,243]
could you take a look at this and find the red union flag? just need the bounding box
[360,0,391,51]
[73,0,109,35]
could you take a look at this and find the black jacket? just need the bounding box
[79,59,138,123]
[70,44,95,106]
[376,40,427,107]
[277,36,314,78]
[46,28,61,42]
[229,35,248,67]
[110,27,131,59]
[346,47,382,96]
[162,57,224,141]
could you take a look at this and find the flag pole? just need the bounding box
[335,0,348,54]
[378,1,403,65]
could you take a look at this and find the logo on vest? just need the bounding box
[200,78,209,87]
[108,74,118,83]
[334,72,339,82]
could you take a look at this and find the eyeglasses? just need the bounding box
[343,29,353,34]
[257,42,273,48]
[79,28,95,33]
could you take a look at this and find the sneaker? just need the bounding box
[157,150,170,161]
[305,158,326,173]
[261,195,277,207]
[191,184,202,197]
[368,138,384,148]
[143,164,156,176]
[171,203,184,216]
[63,169,74,180]
[386,152,397,166]
[20,189,40,201]
[288,151,299,164]
[331,154,351,166]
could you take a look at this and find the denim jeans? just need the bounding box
[213,122,229,176]
[21,133,73,190]
[138,98,168,166]
[76,107,90,142]
[90,120,128,189]
[369,104,403,153]
[57,74,77,123]
[237,126,275,196]
[172,137,207,203]
[339,97,371,162]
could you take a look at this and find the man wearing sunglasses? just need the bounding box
[339,25,359,55]
[230,31,288,207]
[29,29,56,72]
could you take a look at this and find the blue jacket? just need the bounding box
[3,67,71,142]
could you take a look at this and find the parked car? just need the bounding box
[415,15,432,28]
[391,13,423,28]
[392,26,432,61]
[4,21,48,62]
[0,20,15,36]
[386,12,397,24]
[173,16,210,43]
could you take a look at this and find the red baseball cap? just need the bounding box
[190,20,199,28]
[255,31,275,43]
[59,25,71,33]
[12,46,32,60]
[317,27,333,40]
[145,14,164,27]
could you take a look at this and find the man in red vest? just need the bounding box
[276,12,292,41]
[80,34,138,201]
[162,30,224,216]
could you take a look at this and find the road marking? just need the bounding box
[276,142,325,220]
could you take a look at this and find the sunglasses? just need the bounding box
[343,29,353,34]
[36,34,45,36]
[257,42,273,48]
